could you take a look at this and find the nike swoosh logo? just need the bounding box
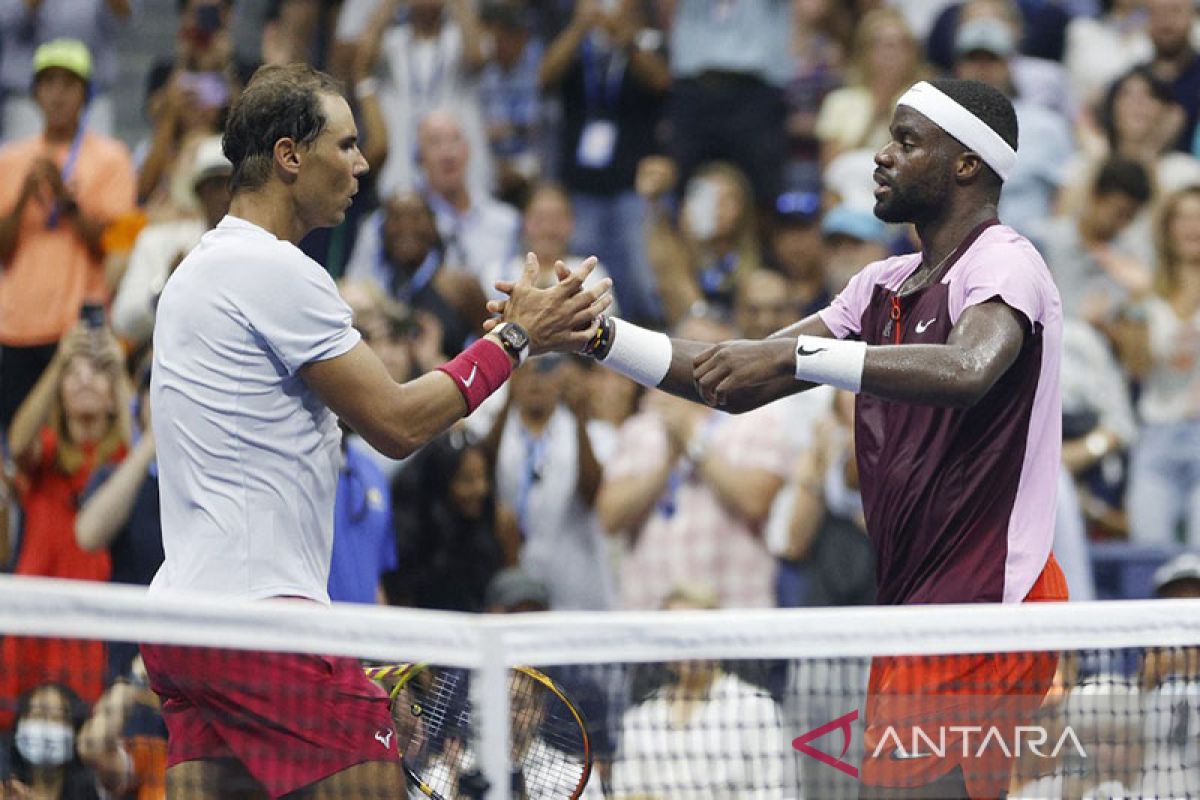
[797,345,827,357]
[915,318,936,334]
[463,365,478,387]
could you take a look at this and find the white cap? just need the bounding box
[191,135,232,190]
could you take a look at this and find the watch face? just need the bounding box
[501,324,530,351]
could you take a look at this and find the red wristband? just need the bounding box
[437,337,514,414]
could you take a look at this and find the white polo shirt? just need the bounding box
[148,216,361,603]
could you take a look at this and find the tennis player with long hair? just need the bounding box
[139,63,611,800]
[503,78,1068,799]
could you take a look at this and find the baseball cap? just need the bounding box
[1152,552,1200,595]
[821,204,887,243]
[190,135,232,189]
[955,18,1015,58]
[484,567,550,611]
[32,38,93,83]
[775,191,822,226]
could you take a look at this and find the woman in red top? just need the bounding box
[1,325,131,728]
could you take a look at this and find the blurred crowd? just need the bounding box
[4,0,1200,795]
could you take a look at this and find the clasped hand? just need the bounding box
[484,253,613,355]
[692,337,794,408]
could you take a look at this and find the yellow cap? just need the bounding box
[33,39,93,83]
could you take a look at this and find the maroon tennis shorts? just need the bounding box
[140,642,398,798]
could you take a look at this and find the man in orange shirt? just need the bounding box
[0,39,136,434]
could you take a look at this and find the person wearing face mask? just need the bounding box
[5,682,99,800]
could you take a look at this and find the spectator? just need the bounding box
[1064,0,1154,111]
[0,39,135,434]
[345,190,488,356]
[769,389,874,609]
[665,0,791,210]
[953,16,1076,239]
[1138,553,1200,796]
[260,0,332,68]
[111,134,231,347]
[414,109,520,280]
[642,161,765,326]
[0,327,131,721]
[75,364,162,680]
[483,356,615,610]
[815,7,925,167]
[480,183,618,316]
[1059,318,1137,543]
[0,0,132,142]
[1143,0,1200,154]
[327,430,399,605]
[953,0,1077,121]
[1034,156,1153,328]
[3,682,98,799]
[387,432,514,610]
[608,582,792,799]
[597,313,792,610]
[478,2,543,207]
[1065,66,1200,221]
[77,661,167,800]
[354,0,493,198]
[539,0,669,325]
[820,204,890,296]
[767,191,829,317]
[138,0,252,216]
[782,0,852,191]
[1126,186,1200,546]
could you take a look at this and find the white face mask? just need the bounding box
[15,719,75,766]
[684,178,720,243]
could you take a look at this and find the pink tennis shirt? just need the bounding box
[819,221,1063,605]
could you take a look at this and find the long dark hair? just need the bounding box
[1099,65,1176,153]
[8,682,98,799]
[387,434,504,611]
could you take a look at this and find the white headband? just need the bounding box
[896,81,1016,181]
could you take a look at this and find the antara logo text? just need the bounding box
[792,710,1087,780]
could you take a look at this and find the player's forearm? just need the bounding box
[859,343,1006,407]
[375,370,473,458]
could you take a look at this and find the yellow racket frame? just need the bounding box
[363,662,593,800]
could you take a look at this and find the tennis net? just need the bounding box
[2,574,1200,799]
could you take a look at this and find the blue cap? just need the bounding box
[775,191,822,224]
[821,205,886,243]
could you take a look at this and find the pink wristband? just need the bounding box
[437,337,514,414]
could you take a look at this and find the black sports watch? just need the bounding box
[492,322,530,365]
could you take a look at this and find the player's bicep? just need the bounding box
[946,299,1027,389]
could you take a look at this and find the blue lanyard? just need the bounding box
[409,34,448,106]
[699,252,738,296]
[581,35,624,116]
[657,414,723,519]
[516,423,550,538]
[376,218,442,302]
[46,108,88,229]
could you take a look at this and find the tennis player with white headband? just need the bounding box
[491,78,1066,799]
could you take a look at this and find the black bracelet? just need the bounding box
[582,316,614,360]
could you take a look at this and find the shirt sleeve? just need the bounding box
[236,252,362,375]
[950,244,1050,329]
[818,258,890,339]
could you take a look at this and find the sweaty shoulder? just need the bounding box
[819,253,921,339]
[946,224,1061,329]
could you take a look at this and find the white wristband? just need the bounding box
[794,335,866,393]
[599,318,672,388]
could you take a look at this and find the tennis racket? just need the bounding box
[364,662,593,800]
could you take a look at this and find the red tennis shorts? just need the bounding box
[859,554,1069,799]
[140,642,398,799]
